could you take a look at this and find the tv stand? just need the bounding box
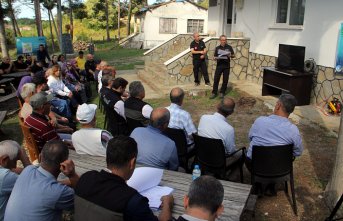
[262,67,313,106]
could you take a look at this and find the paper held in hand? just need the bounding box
[127,167,173,209]
[215,49,231,60]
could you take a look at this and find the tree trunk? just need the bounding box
[117,0,120,40]
[0,0,9,58]
[126,0,132,36]
[105,0,110,41]
[68,0,73,41]
[48,10,55,53]
[34,0,44,36]
[14,15,21,37]
[7,0,17,37]
[50,10,61,48]
[325,113,343,216]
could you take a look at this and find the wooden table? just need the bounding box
[2,72,30,78]
[69,150,252,221]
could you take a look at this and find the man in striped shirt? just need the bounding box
[24,92,71,150]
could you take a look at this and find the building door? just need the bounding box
[225,0,234,37]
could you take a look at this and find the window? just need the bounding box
[209,0,217,7]
[276,0,306,26]
[187,19,204,33]
[159,18,177,34]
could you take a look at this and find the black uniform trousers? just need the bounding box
[212,65,230,95]
[193,59,210,84]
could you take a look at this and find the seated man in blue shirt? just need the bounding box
[130,108,179,171]
[75,136,174,221]
[4,140,79,221]
[175,176,224,221]
[246,94,304,170]
[0,140,30,221]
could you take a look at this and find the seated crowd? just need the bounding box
[0,49,304,220]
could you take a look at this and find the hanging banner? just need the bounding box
[16,37,47,55]
[335,23,343,75]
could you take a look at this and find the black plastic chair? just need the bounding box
[164,128,196,172]
[126,117,145,134]
[193,134,246,182]
[74,195,123,221]
[251,144,297,215]
[325,194,343,221]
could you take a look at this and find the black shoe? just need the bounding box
[210,94,217,99]
[194,83,200,86]
[205,82,211,87]
[219,93,224,98]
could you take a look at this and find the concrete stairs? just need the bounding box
[137,61,212,96]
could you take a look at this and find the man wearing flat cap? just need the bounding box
[24,92,71,150]
[72,104,113,156]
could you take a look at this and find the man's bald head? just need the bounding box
[86,54,93,60]
[150,108,170,130]
[170,87,184,105]
[217,97,235,117]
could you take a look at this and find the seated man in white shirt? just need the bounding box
[198,97,236,154]
[198,98,244,180]
[72,103,112,157]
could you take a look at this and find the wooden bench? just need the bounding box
[0,78,15,85]
[0,111,7,134]
[0,92,17,103]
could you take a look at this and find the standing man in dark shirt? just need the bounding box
[190,33,210,87]
[36,44,51,67]
[210,35,235,99]
[75,136,174,221]
[84,54,96,81]
[13,55,29,72]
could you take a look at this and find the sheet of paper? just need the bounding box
[141,186,174,209]
[215,56,229,60]
[218,49,231,57]
[127,167,174,209]
[127,167,163,192]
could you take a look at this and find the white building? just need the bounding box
[134,0,208,49]
[208,0,343,104]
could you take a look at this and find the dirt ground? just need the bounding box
[0,86,337,221]
[148,88,337,221]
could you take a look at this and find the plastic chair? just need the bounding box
[251,144,297,215]
[74,195,123,221]
[325,194,343,221]
[126,117,145,135]
[193,134,246,182]
[18,117,39,163]
[164,127,195,172]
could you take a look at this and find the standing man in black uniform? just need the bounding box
[190,33,211,87]
[210,35,235,99]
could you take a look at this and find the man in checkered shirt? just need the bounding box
[166,88,197,148]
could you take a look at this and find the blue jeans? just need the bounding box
[51,98,72,118]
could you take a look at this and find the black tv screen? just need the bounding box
[277,44,305,72]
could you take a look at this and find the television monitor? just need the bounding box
[277,44,305,72]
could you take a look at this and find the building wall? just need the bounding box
[142,1,208,48]
[230,0,343,104]
[207,1,225,36]
[165,38,250,84]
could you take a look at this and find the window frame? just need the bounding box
[159,18,177,34]
[187,19,205,34]
[270,0,306,30]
